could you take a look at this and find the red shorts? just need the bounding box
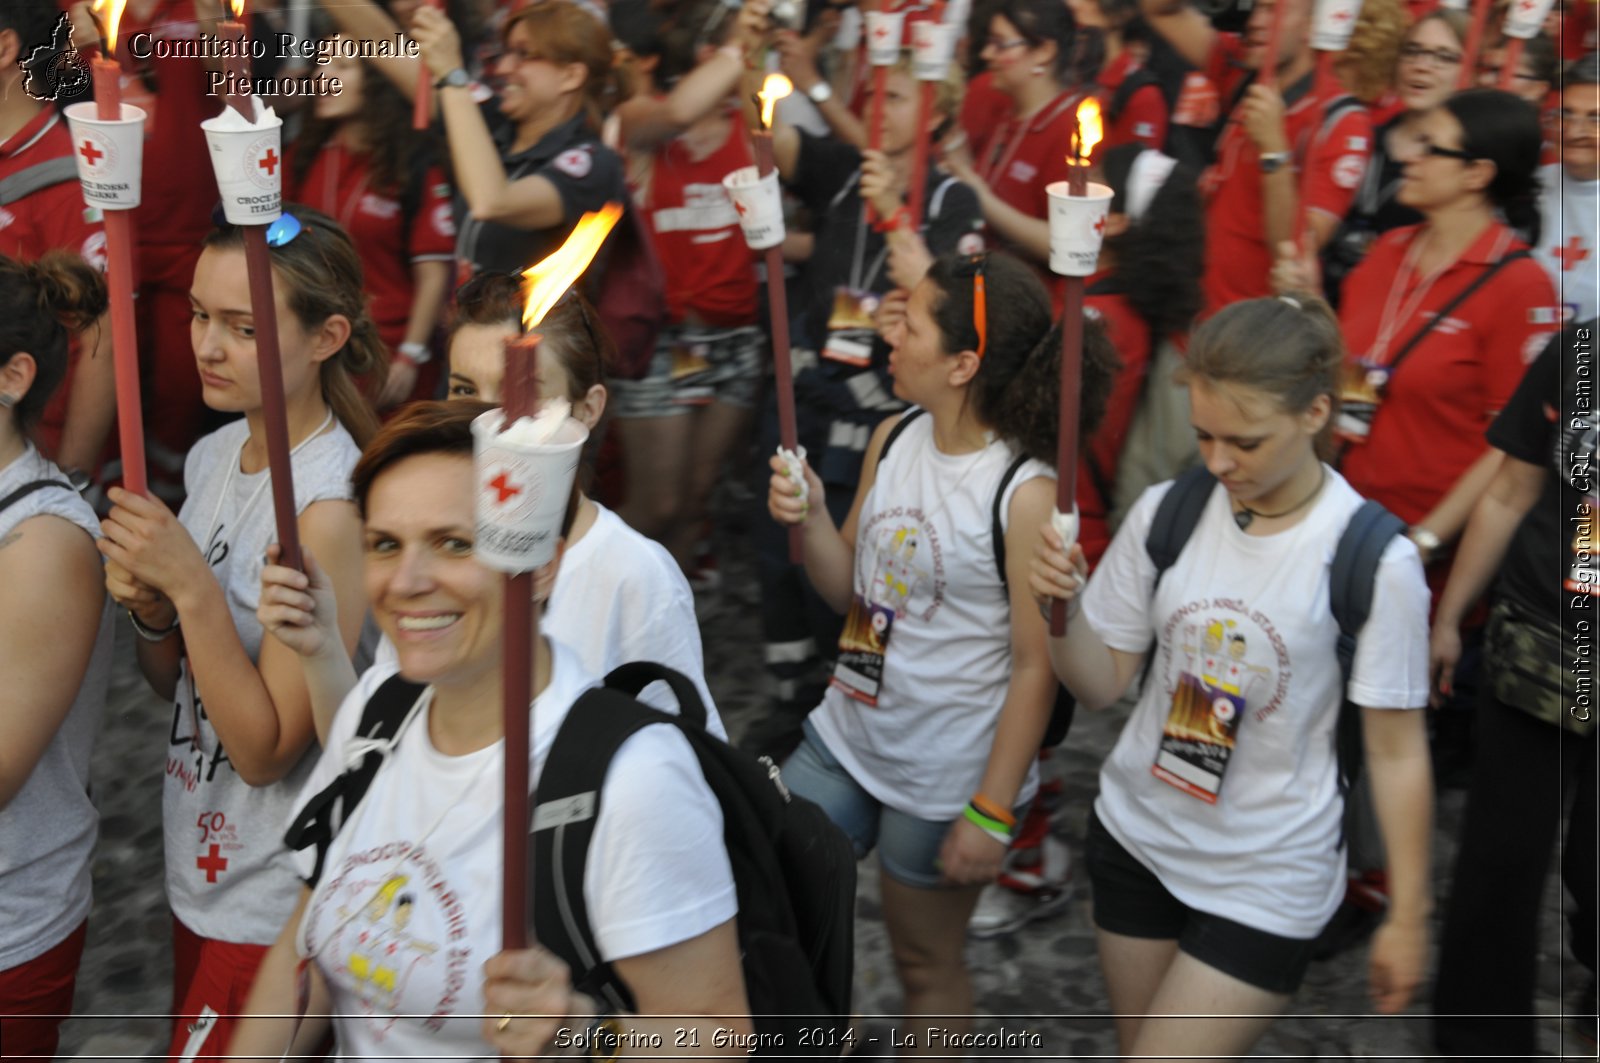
[166,917,270,1061]
[0,919,88,1060]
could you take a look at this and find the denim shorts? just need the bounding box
[780,719,958,890]
[609,324,762,418]
[1084,810,1317,994]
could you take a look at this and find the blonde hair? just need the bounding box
[889,50,967,118]
[1341,0,1410,103]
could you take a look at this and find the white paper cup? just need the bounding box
[911,21,957,80]
[722,166,785,250]
[1310,0,1363,52]
[865,10,905,66]
[472,409,590,573]
[833,6,862,50]
[64,102,146,210]
[1503,0,1556,39]
[1436,0,1469,9]
[202,110,285,225]
[1046,180,1114,278]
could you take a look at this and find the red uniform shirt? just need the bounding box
[1096,51,1169,155]
[1198,36,1374,315]
[286,143,456,349]
[0,107,108,460]
[960,71,1015,172]
[639,117,759,326]
[1080,285,1153,566]
[1338,222,1561,525]
[978,89,1080,302]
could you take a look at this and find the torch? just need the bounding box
[1293,0,1365,247]
[863,3,905,225]
[728,75,805,563]
[414,0,444,129]
[1459,0,1495,87]
[1498,0,1558,89]
[203,0,301,569]
[1043,98,1108,637]
[908,6,954,228]
[65,0,147,496]
[473,205,620,949]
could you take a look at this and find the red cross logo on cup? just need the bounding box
[258,148,279,177]
[1330,9,1351,21]
[1093,215,1106,235]
[488,470,522,505]
[79,139,104,166]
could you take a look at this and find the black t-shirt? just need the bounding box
[1486,321,1599,630]
[790,131,984,352]
[456,107,627,275]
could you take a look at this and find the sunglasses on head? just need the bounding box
[953,253,988,360]
[210,204,305,248]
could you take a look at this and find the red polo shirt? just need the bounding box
[961,71,1015,171]
[1198,37,1373,316]
[978,89,1080,301]
[286,143,456,349]
[1338,222,1561,525]
[0,107,107,461]
[639,116,759,326]
[1096,51,1168,155]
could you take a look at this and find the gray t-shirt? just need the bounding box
[164,417,360,944]
[0,447,113,968]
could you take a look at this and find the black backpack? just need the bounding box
[878,410,1077,747]
[1143,466,1405,813]
[285,663,858,1054]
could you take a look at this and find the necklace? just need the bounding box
[1233,464,1326,530]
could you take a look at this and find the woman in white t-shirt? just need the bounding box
[1029,295,1434,1058]
[767,251,1113,1047]
[0,253,115,1059]
[234,401,750,1058]
[97,208,381,1057]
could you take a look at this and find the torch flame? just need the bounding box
[520,203,624,329]
[228,0,246,19]
[92,0,128,55]
[1073,96,1103,164]
[758,74,793,130]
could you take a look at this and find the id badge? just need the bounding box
[823,287,881,366]
[670,341,712,382]
[831,593,895,705]
[1334,359,1389,444]
[1150,669,1244,804]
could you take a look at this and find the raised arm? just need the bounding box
[1138,0,1218,70]
[312,0,422,99]
[0,516,104,809]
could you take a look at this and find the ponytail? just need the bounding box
[0,252,108,428]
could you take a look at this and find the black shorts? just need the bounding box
[1084,810,1317,995]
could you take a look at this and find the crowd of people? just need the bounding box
[0,0,1595,1056]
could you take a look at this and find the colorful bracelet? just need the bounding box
[969,794,1017,829]
[962,803,1013,846]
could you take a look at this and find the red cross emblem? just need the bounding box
[734,198,748,216]
[79,139,104,166]
[873,23,890,40]
[1556,236,1589,271]
[1517,0,1537,12]
[197,843,229,883]
[258,148,279,176]
[1093,215,1105,235]
[1330,9,1351,21]
[488,471,521,504]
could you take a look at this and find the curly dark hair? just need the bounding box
[1099,142,1204,341]
[923,252,1117,465]
[290,44,443,199]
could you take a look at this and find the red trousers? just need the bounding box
[165,917,270,1061]
[0,920,88,1060]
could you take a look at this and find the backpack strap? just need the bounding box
[1145,465,1216,589]
[283,673,427,885]
[0,478,73,515]
[1383,250,1531,382]
[1106,66,1162,124]
[1327,499,1406,799]
[0,157,78,208]
[600,660,708,728]
[873,408,925,473]
[990,454,1032,585]
[530,684,687,1014]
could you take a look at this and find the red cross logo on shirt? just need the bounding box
[197,843,229,883]
[1555,236,1590,271]
[488,471,521,504]
[79,139,104,166]
[258,148,279,177]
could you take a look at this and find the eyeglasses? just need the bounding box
[1398,43,1461,68]
[954,253,988,360]
[1421,142,1477,162]
[985,37,1030,52]
[209,204,305,248]
[1477,63,1542,82]
[1560,108,1600,130]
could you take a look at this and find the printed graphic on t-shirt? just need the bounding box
[305,843,470,1040]
[1152,607,1286,802]
[169,667,240,882]
[832,514,942,704]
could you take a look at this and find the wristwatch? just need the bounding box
[807,80,834,105]
[434,68,470,90]
[1407,526,1442,562]
[397,341,432,366]
[1258,150,1292,174]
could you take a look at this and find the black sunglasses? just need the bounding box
[1422,143,1477,162]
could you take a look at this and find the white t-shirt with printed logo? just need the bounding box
[1083,470,1430,939]
[164,418,362,944]
[291,640,735,1058]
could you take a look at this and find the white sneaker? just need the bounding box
[967,835,1074,939]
